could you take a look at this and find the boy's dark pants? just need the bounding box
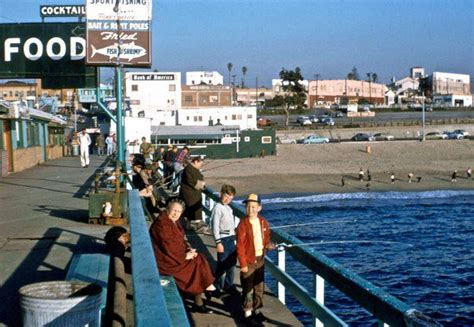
[215,236,237,291]
[240,255,264,311]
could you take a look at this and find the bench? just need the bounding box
[66,253,110,313]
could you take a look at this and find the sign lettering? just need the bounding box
[40,5,86,18]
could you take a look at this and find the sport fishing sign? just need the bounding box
[86,0,152,67]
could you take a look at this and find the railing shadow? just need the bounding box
[0,228,106,326]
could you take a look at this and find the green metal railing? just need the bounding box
[202,187,438,327]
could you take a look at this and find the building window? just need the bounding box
[261,136,272,144]
[169,84,176,92]
[194,116,203,122]
[131,85,138,91]
[185,95,193,102]
[187,116,190,121]
[247,114,253,119]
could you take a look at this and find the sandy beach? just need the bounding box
[203,138,474,196]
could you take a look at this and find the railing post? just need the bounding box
[313,274,325,327]
[277,246,286,304]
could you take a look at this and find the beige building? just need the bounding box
[181,85,232,108]
[235,87,274,106]
[0,79,77,109]
[307,79,387,107]
[0,81,37,101]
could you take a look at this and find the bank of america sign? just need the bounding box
[86,0,152,67]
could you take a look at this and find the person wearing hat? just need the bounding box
[236,193,274,325]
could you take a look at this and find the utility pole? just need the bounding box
[367,72,373,103]
[421,90,426,141]
[255,77,258,108]
[314,74,320,108]
[232,75,236,106]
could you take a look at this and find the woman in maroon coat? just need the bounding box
[150,199,215,313]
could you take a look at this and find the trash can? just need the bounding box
[72,144,80,156]
[19,281,102,327]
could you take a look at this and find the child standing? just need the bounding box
[210,184,239,296]
[236,193,274,325]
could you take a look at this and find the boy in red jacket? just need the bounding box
[236,193,273,324]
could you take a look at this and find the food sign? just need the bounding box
[86,0,152,67]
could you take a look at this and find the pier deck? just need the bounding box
[0,156,112,326]
[0,155,302,326]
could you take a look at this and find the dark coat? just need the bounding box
[180,164,203,206]
[150,212,214,295]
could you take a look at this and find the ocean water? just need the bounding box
[260,190,474,326]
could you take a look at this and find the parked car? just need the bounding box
[277,135,297,144]
[334,111,344,118]
[452,129,469,137]
[257,116,273,127]
[351,133,375,142]
[444,131,464,140]
[321,117,335,126]
[297,116,312,126]
[301,134,330,144]
[373,133,395,141]
[425,132,448,140]
[309,115,319,123]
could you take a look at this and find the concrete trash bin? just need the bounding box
[72,144,80,156]
[19,281,102,327]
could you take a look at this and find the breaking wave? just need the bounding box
[262,189,474,204]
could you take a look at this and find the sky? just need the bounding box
[0,0,473,87]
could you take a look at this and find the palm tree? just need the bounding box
[242,66,247,88]
[372,73,378,83]
[227,63,233,85]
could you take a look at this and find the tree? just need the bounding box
[279,67,307,126]
[227,62,233,85]
[241,66,247,88]
[372,73,378,83]
[347,66,360,80]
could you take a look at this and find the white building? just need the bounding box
[186,71,224,86]
[151,106,257,130]
[125,72,182,119]
[429,72,472,107]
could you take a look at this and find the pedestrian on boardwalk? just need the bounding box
[390,172,395,184]
[139,136,153,164]
[451,170,457,183]
[210,184,239,297]
[180,156,210,234]
[366,182,371,191]
[236,193,275,325]
[408,172,414,183]
[95,133,105,157]
[367,169,371,182]
[163,145,177,185]
[78,128,91,168]
[467,167,472,179]
[150,199,216,314]
[358,168,364,182]
[106,134,115,156]
[341,176,345,187]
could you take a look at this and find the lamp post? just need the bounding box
[367,72,373,103]
[421,90,426,141]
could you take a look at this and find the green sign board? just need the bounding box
[0,23,96,88]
